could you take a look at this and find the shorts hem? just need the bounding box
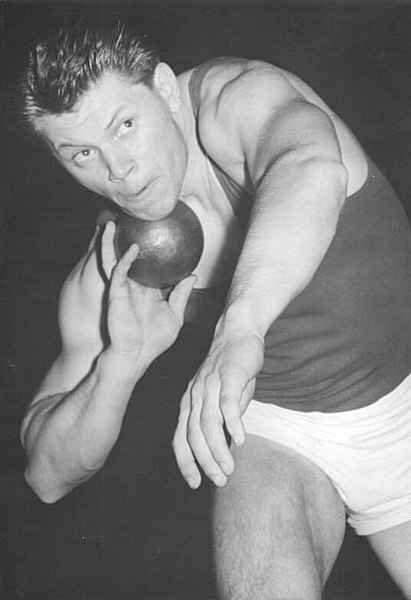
[348,511,411,536]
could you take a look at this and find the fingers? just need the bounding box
[173,394,232,489]
[101,221,118,279]
[173,387,230,489]
[219,392,246,448]
[186,393,231,487]
[195,381,235,478]
[87,224,102,252]
[101,221,139,285]
[172,391,203,489]
[219,371,250,447]
[168,274,197,323]
[174,367,252,489]
[110,243,139,289]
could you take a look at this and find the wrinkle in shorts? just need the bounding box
[242,373,411,536]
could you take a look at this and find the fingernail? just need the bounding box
[213,475,227,487]
[220,462,233,475]
[187,477,199,489]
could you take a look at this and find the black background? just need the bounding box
[0,1,410,599]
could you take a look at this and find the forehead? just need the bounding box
[37,71,155,147]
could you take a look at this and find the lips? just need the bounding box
[116,178,175,221]
[127,183,149,202]
[117,182,150,211]
[118,182,160,219]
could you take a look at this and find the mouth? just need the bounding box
[128,183,150,202]
[118,183,151,214]
[118,181,166,220]
[114,178,176,221]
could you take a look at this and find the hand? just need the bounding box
[101,221,196,363]
[172,322,264,489]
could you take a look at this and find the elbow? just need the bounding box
[21,427,67,504]
[24,464,69,504]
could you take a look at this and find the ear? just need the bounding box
[152,62,181,113]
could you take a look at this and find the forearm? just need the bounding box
[223,156,348,336]
[22,348,148,503]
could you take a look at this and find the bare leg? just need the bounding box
[368,520,411,598]
[212,434,346,600]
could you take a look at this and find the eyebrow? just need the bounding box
[56,142,85,152]
[104,106,127,132]
[55,106,130,152]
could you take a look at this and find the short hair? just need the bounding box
[21,19,160,127]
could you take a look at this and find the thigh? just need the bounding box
[368,520,411,599]
[212,434,346,600]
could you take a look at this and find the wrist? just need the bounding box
[99,346,152,381]
[217,299,267,340]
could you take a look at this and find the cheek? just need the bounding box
[173,132,188,176]
[65,164,107,192]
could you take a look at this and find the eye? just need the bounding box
[73,148,96,165]
[119,119,134,134]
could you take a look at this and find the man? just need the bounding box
[20,19,411,600]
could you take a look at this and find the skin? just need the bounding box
[40,66,189,222]
[20,58,410,598]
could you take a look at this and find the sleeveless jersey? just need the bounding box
[187,57,411,412]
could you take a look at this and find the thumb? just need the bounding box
[168,274,197,322]
[101,221,119,280]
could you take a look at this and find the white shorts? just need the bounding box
[243,374,411,536]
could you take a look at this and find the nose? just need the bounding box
[104,148,136,182]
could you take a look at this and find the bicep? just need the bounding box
[246,100,343,190]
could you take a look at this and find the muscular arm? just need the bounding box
[223,71,347,331]
[174,63,348,487]
[21,348,147,503]
[21,224,195,503]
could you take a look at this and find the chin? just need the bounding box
[146,206,177,221]
[146,198,180,221]
[113,188,179,220]
[123,205,174,222]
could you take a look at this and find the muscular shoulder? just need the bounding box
[192,59,303,164]
[198,58,299,107]
[189,58,366,193]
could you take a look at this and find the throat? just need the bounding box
[182,170,244,289]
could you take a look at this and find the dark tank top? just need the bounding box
[188,58,411,412]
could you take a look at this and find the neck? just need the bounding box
[177,75,206,198]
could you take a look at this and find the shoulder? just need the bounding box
[182,58,318,181]
[187,58,304,158]
[184,57,368,195]
[188,58,299,120]
[185,57,296,99]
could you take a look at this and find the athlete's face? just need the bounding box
[37,65,188,220]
